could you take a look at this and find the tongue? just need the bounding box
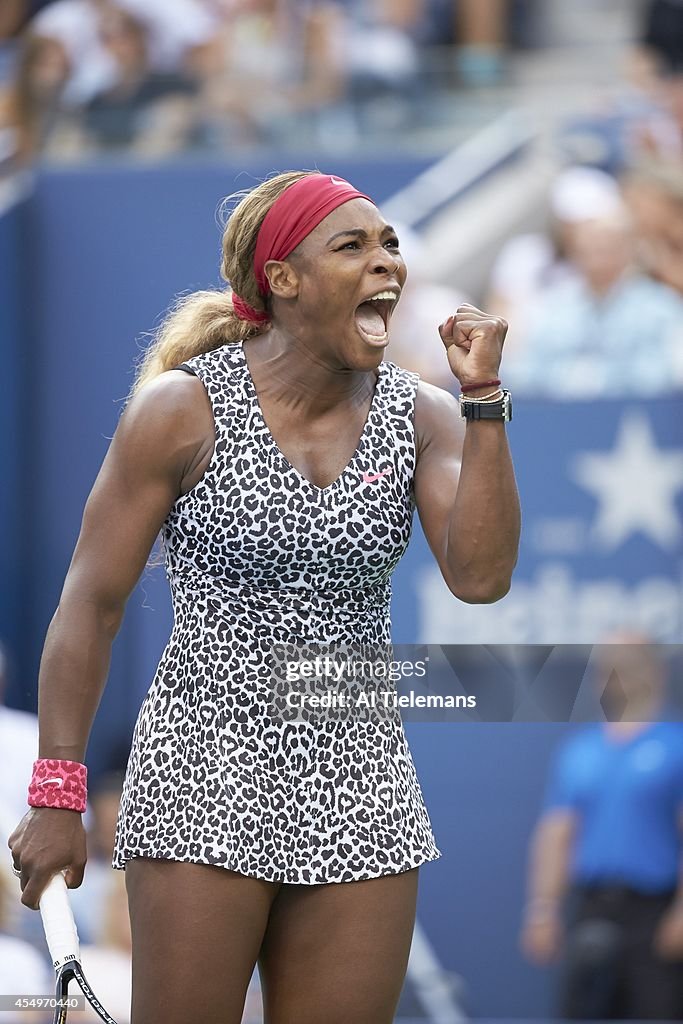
[355,302,385,337]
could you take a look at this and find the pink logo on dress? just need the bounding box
[362,468,392,484]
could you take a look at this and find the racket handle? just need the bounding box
[39,873,80,969]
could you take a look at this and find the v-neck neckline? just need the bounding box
[238,341,386,494]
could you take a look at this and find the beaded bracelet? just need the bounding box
[28,758,87,813]
[461,388,503,403]
[460,378,501,394]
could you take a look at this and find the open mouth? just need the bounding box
[354,290,399,346]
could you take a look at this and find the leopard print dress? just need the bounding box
[112,340,441,883]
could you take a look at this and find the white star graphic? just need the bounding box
[570,412,683,551]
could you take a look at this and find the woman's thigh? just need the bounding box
[258,867,419,1024]
[125,857,280,1024]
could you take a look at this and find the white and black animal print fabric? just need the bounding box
[112,341,441,883]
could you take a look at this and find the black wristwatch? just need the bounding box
[459,389,512,422]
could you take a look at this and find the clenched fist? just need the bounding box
[438,304,508,388]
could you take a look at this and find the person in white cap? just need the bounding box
[486,165,625,359]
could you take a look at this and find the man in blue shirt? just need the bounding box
[520,637,683,1019]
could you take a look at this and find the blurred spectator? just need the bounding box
[0,1,29,41]
[200,0,347,149]
[70,767,132,1022]
[339,0,422,132]
[387,221,470,390]
[0,868,52,1024]
[0,645,43,950]
[632,66,683,161]
[520,635,683,1020]
[113,0,218,77]
[83,8,198,155]
[487,165,624,359]
[0,2,61,40]
[621,158,683,296]
[642,0,683,80]
[559,1,683,174]
[454,0,508,87]
[30,1,115,108]
[626,1,683,162]
[31,0,216,106]
[79,871,132,1023]
[69,765,126,944]
[505,208,683,397]
[1,0,217,160]
[3,30,80,161]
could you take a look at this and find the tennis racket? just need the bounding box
[39,873,118,1024]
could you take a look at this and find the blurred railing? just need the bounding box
[382,108,537,230]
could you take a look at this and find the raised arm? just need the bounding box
[413,304,520,603]
[8,369,213,909]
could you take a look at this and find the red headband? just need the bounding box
[231,173,374,324]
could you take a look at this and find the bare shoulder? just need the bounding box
[113,369,214,486]
[414,379,461,458]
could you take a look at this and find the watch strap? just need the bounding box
[459,389,512,422]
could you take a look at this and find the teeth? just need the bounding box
[367,291,398,302]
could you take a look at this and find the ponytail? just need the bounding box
[130,289,262,398]
[130,170,309,399]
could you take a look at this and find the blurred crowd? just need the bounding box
[1,2,681,401]
[487,158,683,399]
[488,0,683,398]
[0,0,535,164]
[391,0,683,399]
[390,148,683,397]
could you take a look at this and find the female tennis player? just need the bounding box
[9,170,520,1024]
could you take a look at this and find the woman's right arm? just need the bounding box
[8,369,213,909]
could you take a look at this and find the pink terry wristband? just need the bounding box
[27,758,88,813]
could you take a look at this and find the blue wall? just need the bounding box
[406,721,564,1017]
[0,188,30,696]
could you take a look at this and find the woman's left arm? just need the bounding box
[413,304,521,604]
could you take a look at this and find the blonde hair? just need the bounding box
[131,170,310,396]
